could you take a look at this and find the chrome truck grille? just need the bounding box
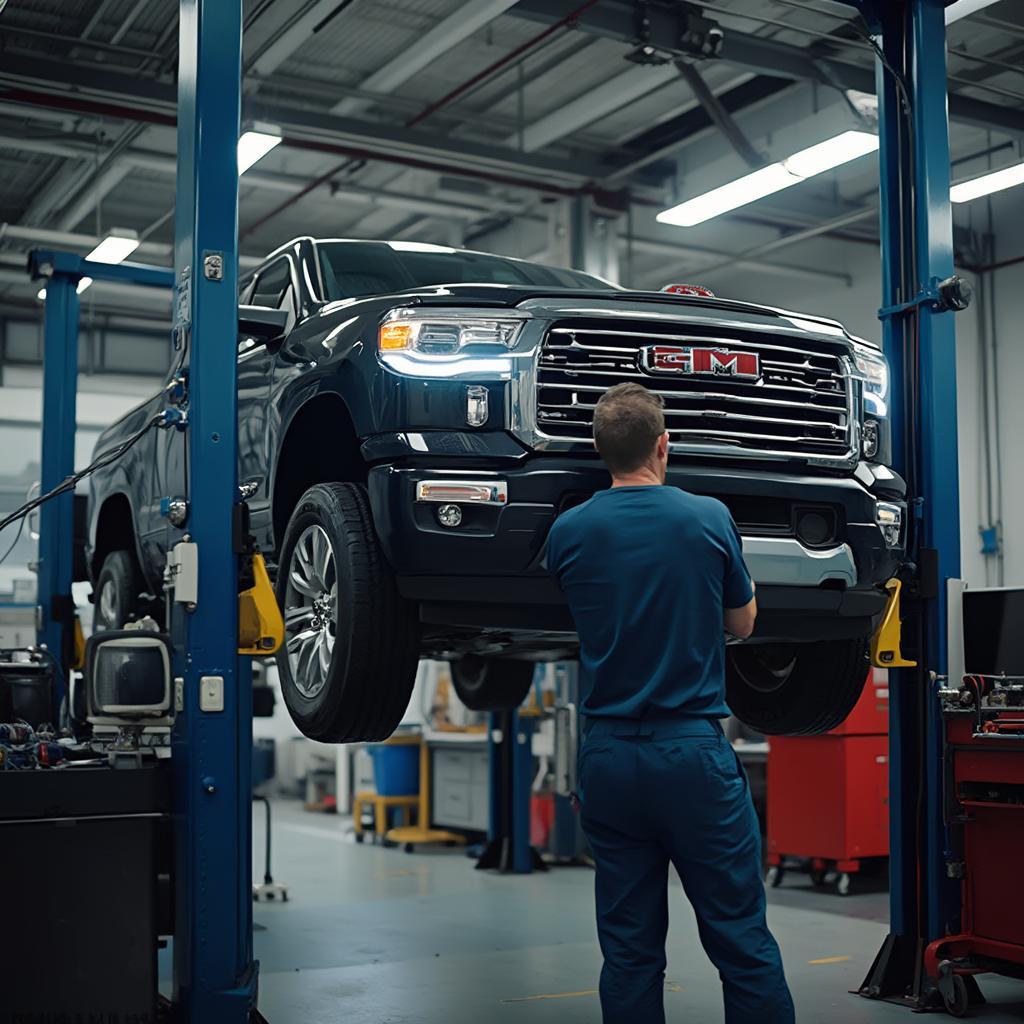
[536,321,855,462]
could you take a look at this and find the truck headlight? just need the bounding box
[852,342,889,418]
[379,308,529,355]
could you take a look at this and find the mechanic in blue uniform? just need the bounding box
[546,382,794,1024]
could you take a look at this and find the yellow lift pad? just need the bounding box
[870,577,917,668]
[238,552,284,655]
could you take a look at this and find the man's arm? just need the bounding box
[725,581,757,639]
[721,509,757,638]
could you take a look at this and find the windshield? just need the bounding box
[316,241,612,301]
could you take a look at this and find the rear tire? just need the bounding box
[92,550,143,632]
[725,638,869,736]
[449,656,534,712]
[275,483,419,742]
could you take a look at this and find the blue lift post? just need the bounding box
[28,251,175,715]
[170,0,255,1020]
[840,0,964,1006]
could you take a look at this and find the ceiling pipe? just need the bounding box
[680,207,877,280]
[624,235,851,286]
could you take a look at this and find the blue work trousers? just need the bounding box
[578,716,794,1024]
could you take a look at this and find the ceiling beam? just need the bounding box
[0,52,655,192]
[511,0,1024,137]
[508,62,679,152]
[331,0,521,117]
[247,0,351,78]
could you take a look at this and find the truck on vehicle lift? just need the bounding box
[82,237,905,742]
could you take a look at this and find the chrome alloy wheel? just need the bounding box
[283,524,338,700]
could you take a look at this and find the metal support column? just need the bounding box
[849,0,963,1006]
[37,273,80,706]
[170,1,254,1020]
[478,708,546,874]
[28,252,174,710]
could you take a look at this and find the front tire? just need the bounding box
[275,483,419,742]
[93,550,143,632]
[726,638,869,736]
[449,656,534,712]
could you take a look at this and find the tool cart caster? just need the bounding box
[943,975,969,1018]
[836,872,853,897]
[765,864,784,888]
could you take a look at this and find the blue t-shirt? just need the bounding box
[546,486,754,720]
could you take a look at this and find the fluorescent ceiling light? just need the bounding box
[238,129,281,174]
[658,130,879,227]
[37,277,93,301]
[86,230,139,264]
[950,160,1024,203]
[946,0,1000,25]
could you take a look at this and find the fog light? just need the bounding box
[862,420,879,459]
[467,385,488,427]
[876,502,902,547]
[796,511,830,546]
[437,504,463,528]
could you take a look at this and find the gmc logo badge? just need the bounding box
[640,345,761,381]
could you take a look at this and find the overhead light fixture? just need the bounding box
[36,277,93,301]
[238,124,281,174]
[950,160,1024,204]
[657,130,879,227]
[945,0,1001,25]
[86,229,139,264]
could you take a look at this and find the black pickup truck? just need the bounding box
[85,237,905,741]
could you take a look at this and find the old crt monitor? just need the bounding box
[962,587,1024,678]
[85,630,173,726]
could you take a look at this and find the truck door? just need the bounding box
[239,256,295,552]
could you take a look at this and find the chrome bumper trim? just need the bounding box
[415,479,508,505]
[742,537,858,587]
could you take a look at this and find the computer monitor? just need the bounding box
[85,631,173,727]
[961,587,1024,679]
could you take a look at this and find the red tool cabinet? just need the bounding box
[765,670,889,895]
[924,710,1024,1015]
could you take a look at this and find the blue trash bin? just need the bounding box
[369,743,419,796]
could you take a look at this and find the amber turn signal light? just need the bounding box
[379,322,413,350]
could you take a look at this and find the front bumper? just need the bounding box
[365,447,906,645]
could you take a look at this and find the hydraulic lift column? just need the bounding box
[36,271,80,706]
[845,0,964,1005]
[170,1,255,1019]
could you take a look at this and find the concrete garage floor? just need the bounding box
[242,801,1024,1023]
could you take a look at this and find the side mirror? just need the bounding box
[239,304,289,342]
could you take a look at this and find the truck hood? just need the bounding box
[369,283,858,350]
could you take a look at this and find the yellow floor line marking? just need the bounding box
[501,990,598,1003]
[502,981,683,1004]
[808,955,852,965]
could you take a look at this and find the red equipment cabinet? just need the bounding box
[765,670,890,895]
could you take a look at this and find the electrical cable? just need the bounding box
[0,412,164,539]
[0,516,25,568]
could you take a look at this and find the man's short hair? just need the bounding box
[592,383,666,475]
